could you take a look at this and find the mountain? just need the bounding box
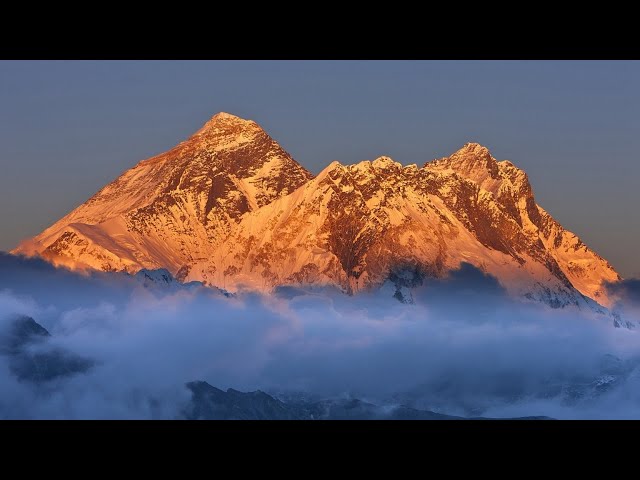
[13,113,621,308]
[14,112,311,279]
[0,315,92,383]
[205,144,619,307]
[183,381,553,420]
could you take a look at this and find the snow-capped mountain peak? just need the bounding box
[193,111,261,137]
[428,142,500,183]
[12,118,622,312]
[371,156,403,170]
[13,113,312,276]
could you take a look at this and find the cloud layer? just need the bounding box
[1,253,640,419]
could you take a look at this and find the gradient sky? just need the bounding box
[0,60,638,277]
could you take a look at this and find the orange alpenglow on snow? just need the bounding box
[13,114,621,309]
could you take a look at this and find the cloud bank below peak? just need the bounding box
[1,254,640,419]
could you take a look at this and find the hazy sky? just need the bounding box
[0,60,638,277]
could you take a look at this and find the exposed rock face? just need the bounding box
[13,114,621,308]
[192,144,618,307]
[14,112,312,276]
[0,315,92,383]
[183,381,552,420]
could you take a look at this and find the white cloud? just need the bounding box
[1,256,640,419]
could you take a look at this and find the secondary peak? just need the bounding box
[372,156,402,170]
[453,142,492,160]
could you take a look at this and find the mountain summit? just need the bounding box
[192,111,262,137]
[14,112,311,278]
[13,114,620,307]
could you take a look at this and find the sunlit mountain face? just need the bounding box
[3,113,639,420]
[13,113,620,310]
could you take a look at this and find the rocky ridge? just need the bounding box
[13,113,621,310]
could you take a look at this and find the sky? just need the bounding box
[0,60,638,277]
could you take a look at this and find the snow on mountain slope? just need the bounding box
[427,143,620,305]
[12,115,621,310]
[188,147,604,310]
[13,112,312,274]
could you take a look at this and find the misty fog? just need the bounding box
[1,253,640,419]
